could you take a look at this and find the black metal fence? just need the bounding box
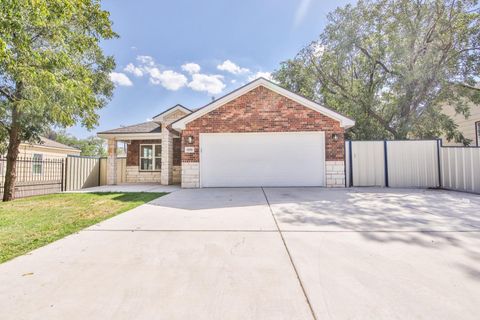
[0,156,65,199]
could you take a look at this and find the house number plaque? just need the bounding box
[184,147,195,153]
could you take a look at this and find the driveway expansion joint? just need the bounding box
[261,187,318,320]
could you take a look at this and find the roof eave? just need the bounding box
[97,132,163,140]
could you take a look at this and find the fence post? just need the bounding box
[436,139,442,188]
[348,140,353,187]
[60,159,64,192]
[384,140,389,187]
[64,157,68,192]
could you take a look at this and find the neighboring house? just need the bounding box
[18,136,81,159]
[0,137,80,184]
[442,103,480,146]
[98,78,355,188]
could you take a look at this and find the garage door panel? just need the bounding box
[200,132,325,187]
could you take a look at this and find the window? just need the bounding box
[140,144,161,171]
[32,153,43,175]
[476,121,480,146]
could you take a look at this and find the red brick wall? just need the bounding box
[127,140,161,166]
[181,86,345,162]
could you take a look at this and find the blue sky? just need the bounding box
[68,0,354,138]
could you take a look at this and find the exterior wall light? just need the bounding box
[187,136,194,144]
[331,133,339,142]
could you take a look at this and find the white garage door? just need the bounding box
[200,132,325,187]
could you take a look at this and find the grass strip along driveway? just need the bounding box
[0,192,165,263]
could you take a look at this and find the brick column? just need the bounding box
[160,129,173,185]
[107,139,117,185]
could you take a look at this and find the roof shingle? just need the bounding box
[98,121,161,134]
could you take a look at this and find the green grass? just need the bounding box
[0,192,165,263]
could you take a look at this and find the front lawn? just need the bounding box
[0,192,165,263]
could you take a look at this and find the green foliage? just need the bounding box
[45,129,107,156]
[273,0,480,144]
[0,0,117,144]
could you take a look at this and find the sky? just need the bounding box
[68,0,354,138]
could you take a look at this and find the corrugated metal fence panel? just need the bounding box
[65,157,100,191]
[99,158,107,186]
[97,157,125,186]
[351,141,385,186]
[441,147,480,193]
[387,140,440,188]
[116,157,126,184]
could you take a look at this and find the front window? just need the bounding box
[32,153,43,175]
[140,144,161,171]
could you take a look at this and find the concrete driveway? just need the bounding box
[1,188,479,320]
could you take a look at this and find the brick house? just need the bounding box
[98,78,355,188]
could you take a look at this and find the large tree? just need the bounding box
[0,0,116,201]
[274,0,480,142]
[44,129,107,157]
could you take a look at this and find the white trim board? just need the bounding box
[172,77,355,130]
[153,104,191,122]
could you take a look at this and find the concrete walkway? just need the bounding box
[1,187,479,319]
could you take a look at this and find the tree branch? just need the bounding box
[451,82,480,91]
[355,44,397,75]
[307,52,398,137]
[0,86,15,102]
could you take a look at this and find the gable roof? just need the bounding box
[171,77,355,130]
[21,136,81,152]
[98,121,161,135]
[152,104,191,122]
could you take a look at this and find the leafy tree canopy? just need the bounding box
[0,0,117,144]
[274,0,480,144]
[0,0,117,200]
[44,129,107,157]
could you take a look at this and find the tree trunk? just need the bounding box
[2,109,21,202]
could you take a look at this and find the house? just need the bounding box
[442,103,480,146]
[18,136,81,159]
[0,137,80,183]
[98,78,355,188]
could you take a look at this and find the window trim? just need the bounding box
[139,143,161,172]
[32,153,43,175]
[476,121,480,147]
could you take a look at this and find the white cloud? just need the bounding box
[109,72,133,86]
[188,74,226,95]
[149,69,188,91]
[248,71,273,82]
[217,60,250,75]
[293,0,312,28]
[136,55,155,66]
[181,62,201,74]
[124,63,144,77]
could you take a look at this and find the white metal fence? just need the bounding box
[387,140,440,188]
[440,147,480,194]
[346,140,480,194]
